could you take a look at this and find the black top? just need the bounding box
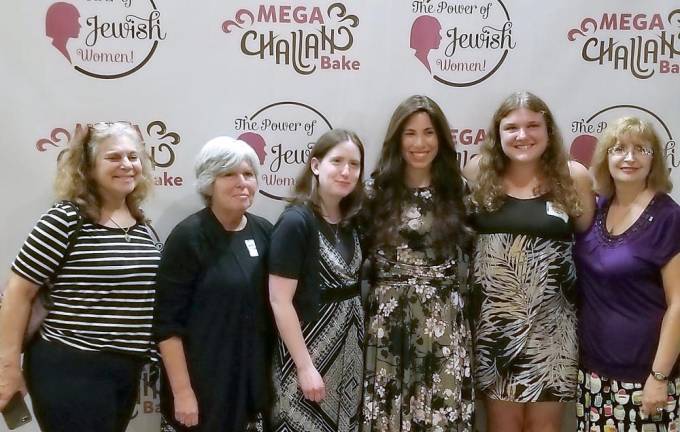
[269,204,357,322]
[317,219,355,264]
[269,204,320,322]
[472,195,573,241]
[153,208,273,431]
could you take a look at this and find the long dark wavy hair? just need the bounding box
[363,95,473,254]
[290,128,366,223]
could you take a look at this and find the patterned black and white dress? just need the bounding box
[363,187,475,431]
[272,213,364,432]
[472,195,578,402]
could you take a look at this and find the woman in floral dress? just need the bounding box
[361,95,475,431]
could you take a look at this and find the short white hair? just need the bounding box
[194,136,260,206]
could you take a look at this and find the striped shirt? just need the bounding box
[12,201,160,358]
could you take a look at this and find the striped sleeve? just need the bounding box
[11,202,79,286]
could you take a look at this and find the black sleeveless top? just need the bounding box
[472,195,573,241]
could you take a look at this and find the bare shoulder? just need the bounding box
[568,160,589,179]
[568,160,593,190]
[462,155,481,182]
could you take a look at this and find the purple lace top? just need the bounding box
[574,193,680,382]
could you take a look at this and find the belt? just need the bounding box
[320,283,360,303]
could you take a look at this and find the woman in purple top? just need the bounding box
[574,116,680,432]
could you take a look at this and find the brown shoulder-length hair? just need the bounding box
[470,91,582,217]
[591,116,672,198]
[290,128,366,223]
[54,123,154,222]
[364,95,473,254]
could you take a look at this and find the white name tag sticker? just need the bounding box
[546,201,569,224]
[245,239,258,257]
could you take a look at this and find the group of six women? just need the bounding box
[0,91,678,432]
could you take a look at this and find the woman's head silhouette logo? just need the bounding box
[45,2,81,63]
[238,132,267,165]
[410,15,442,73]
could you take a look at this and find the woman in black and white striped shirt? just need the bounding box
[0,122,160,432]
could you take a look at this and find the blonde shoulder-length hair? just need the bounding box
[590,116,672,198]
[54,123,154,222]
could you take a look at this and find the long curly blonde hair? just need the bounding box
[470,91,582,217]
[54,123,154,222]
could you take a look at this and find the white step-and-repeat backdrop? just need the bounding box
[1,1,678,430]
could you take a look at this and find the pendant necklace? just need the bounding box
[327,221,341,245]
[109,217,132,242]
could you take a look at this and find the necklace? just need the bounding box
[607,191,651,235]
[325,220,341,245]
[109,217,132,242]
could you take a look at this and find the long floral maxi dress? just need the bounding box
[273,228,364,432]
[362,187,474,432]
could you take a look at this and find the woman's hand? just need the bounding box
[641,374,668,418]
[0,275,40,411]
[173,388,199,427]
[297,365,326,402]
[0,361,26,411]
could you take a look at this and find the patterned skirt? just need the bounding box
[160,415,262,432]
[576,368,680,432]
[473,233,578,402]
[362,256,474,432]
[272,296,364,432]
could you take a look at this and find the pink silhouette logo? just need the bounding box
[410,15,442,73]
[570,134,597,168]
[45,2,81,63]
[238,132,267,165]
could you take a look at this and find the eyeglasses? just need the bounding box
[607,144,654,158]
[87,121,133,131]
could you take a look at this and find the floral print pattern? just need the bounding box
[363,187,474,432]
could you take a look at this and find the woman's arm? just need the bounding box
[568,160,596,233]
[152,218,203,426]
[641,253,680,417]
[0,274,40,410]
[158,337,198,427]
[269,275,325,402]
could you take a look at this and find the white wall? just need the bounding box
[1,1,678,430]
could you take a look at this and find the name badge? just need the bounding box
[245,239,258,257]
[546,201,569,224]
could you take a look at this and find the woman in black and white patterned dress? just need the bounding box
[269,129,366,432]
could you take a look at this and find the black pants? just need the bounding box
[24,338,143,432]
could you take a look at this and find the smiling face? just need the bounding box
[311,140,361,203]
[92,135,142,202]
[211,160,257,215]
[607,133,654,188]
[499,108,549,164]
[400,111,439,175]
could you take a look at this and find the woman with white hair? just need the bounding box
[153,136,274,431]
